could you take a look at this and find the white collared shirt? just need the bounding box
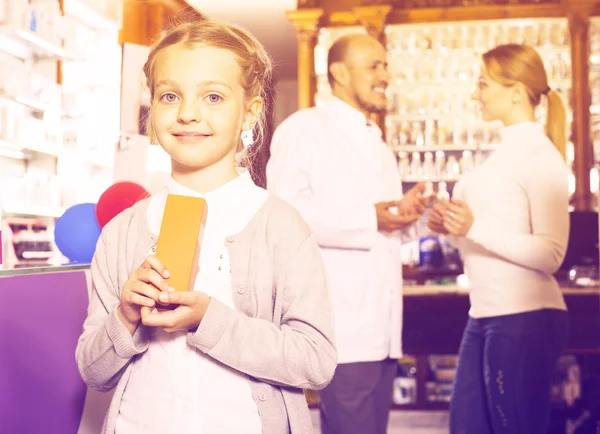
[267,97,406,363]
[451,121,569,318]
[115,170,268,434]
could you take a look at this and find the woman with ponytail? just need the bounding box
[428,44,570,434]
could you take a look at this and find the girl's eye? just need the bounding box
[207,94,222,104]
[160,93,178,103]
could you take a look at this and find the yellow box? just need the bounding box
[154,194,207,293]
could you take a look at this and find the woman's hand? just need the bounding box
[141,291,211,333]
[443,199,474,236]
[117,255,171,335]
[427,201,449,234]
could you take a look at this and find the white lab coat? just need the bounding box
[266,98,406,364]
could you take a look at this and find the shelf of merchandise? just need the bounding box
[2,205,66,219]
[393,144,496,153]
[0,139,63,158]
[0,93,68,118]
[0,24,76,61]
[0,0,120,266]
[62,0,120,31]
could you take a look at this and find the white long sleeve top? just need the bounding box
[451,121,569,318]
[267,97,406,363]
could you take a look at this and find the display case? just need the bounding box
[0,0,121,266]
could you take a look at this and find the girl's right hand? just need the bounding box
[428,201,449,235]
[117,255,171,335]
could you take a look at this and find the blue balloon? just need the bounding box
[54,203,101,264]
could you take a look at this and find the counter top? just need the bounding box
[0,263,90,277]
[403,283,600,296]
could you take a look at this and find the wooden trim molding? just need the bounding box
[287,9,324,109]
[565,0,597,210]
[352,5,393,40]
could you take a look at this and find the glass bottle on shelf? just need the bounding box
[437,181,450,201]
[460,150,475,174]
[398,152,410,180]
[446,155,460,180]
[423,152,434,180]
[410,152,423,179]
[435,151,446,179]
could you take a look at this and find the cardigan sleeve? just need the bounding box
[75,227,150,392]
[187,232,337,390]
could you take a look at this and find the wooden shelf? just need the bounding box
[393,144,496,153]
[391,402,449,411]
[402,177,460,183]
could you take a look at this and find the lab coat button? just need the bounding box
[258,394,267,402]
[237,287,245,295]
[226,236,235,243]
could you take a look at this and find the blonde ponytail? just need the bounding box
[544,89,567,161]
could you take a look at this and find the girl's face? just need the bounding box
[471,64,514,124]
[151,44,261,173]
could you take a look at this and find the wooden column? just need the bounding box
[119,0,164,45]
[287,9,324,109]
[353,5,392,131]
[566,0,596,210]
[119,0,205,46]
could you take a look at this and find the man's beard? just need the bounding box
[357,95,387,115]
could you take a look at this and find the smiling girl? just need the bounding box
[428,44,570,434]
[76,20,336,434]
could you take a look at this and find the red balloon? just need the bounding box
[96,182,150,228]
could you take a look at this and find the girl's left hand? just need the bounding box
[141,291,211,333]
[443,199,474,236]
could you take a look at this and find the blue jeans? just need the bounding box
[450,309,569,434]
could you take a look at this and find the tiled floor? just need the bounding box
[310,409,450,433]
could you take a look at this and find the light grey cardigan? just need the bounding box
[75,195,337,433]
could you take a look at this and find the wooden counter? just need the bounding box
[403,284,600,355]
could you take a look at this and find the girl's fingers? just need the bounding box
[133,280,162,300]
[143,255,171,279]
[141,268,172,292]
[126,290,155,308]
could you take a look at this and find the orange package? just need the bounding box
[154,194,207,295]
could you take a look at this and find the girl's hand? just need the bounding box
[443,199,474,236]
[141,291,211,333]
[117,255,171,335]
[427,201,449,235]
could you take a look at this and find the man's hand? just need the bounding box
[398,182,433,216]
[375,201,420,232]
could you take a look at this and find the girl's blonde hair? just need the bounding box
[142,19,274,182]
[482,44,567,160]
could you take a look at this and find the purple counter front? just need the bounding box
[0,265,90,434]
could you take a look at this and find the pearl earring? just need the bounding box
[241,129,254,147]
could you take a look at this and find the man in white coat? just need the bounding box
[266,34,428,434]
